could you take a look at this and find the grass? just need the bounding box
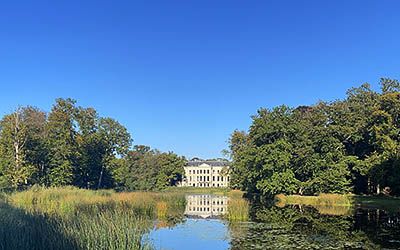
[275,193,353,207]
[226,197,249,222]
[0,202,153,250]
[1,186,187,250]
[275,193,354,216]
[10,186,186,216]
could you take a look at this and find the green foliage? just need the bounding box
[120,146,186,191]
[229,78,400,196]
[0,99,184,191]
[257,169,299,195]
[0,107,47,189]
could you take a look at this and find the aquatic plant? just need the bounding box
[0,186,187,250]
[227,198,249,222]
[156,201,168,219]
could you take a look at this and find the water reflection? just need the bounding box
[233,204,400,249]
[147,194,400,250]
[148,195,230,250]
[185,194,228,219]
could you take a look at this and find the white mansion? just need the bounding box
[181,159,230,187]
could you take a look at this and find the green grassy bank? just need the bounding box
[275,193,400,213]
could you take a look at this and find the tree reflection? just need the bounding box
[228,201,400,250]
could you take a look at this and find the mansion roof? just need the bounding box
[186,160,230,167]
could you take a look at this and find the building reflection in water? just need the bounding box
[184,194,228,219]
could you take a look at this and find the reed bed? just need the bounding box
[0,202,153,250]
[226,198,249,222]
[0,186,187,250]
[10,186,185,217]
[227,189,245,199]
[275,193,353,207]
[61,210,153,250]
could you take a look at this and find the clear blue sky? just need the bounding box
[0,1,399,159]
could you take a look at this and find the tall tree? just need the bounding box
[0,107,47,189]
[120,146,185,191]
[96,118,131,189]
[46,98,78,186]
[229,79,400,196]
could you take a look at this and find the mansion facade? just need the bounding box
[181,159,230,188]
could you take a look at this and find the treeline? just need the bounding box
[229,78,400,196]
[0,98,185,191]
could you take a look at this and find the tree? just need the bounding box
[119,146,185,191]
[96,118,131,189]
[229,79,400,196]
[0,98,137,191]
[46,98,79,186]
[0,108,30,189]
[0,107,47,189]
[381,78,400,94]
[155,152,185,190]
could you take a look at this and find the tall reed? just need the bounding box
[1,186,187,250]
[226,198,249,222]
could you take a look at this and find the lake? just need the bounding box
[147,194,400,250]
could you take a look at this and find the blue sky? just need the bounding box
[0,1,399,159]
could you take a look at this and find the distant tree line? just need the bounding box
[228,78,400,196]
[0,98,185,191]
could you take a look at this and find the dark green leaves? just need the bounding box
[229,78,400,196]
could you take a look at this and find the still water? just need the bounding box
[147,194,400,250]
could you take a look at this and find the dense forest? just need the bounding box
[0,98,185,191]
[228,78,400,196]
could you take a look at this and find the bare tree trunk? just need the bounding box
[87,173,90,189]
[13,111,22,171]
[97,167,104,189]
[376,209,380,226]
[12,109,27,188]
[367,177,371,194]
